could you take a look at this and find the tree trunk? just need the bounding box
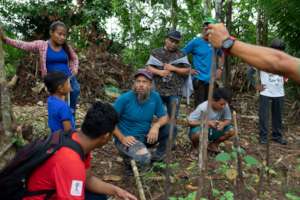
[0,37,17,170]
[224,0,232,86]
[215,0,223,21]
[0,38,12,137]
[256,3,268,46]
[170,0,178,30]
[203,0,212,17]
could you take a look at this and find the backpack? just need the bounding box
[0,131,85,200]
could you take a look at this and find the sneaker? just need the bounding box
[151,153,165,163]
[272,138,287,145]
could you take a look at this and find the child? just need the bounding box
[256,38,287,145]
[44,72,75,133]
[188,88,235,152]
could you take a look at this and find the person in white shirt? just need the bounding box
[188,88,235,152]
[256,39,287,145]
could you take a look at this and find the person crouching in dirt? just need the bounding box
[188,88,235,153]
[24,102,137,200]
[113,69,170,175]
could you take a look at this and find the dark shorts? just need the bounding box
[189,124,233,141]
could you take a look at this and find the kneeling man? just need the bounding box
[113,69,169,169]
[188,88,235,152]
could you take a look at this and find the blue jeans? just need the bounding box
[160,95,180,143]
[70,76,80,114]
[85,191,107,200]
[115,125,169,164]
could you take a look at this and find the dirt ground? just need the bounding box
[12,91,300,200]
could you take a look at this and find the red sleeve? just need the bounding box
[52,159,86,200]
[84,152,92,169]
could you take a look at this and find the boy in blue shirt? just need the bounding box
[44,72,75,133]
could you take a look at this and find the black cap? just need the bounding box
[270,38,285,51]
[167,30,181,41]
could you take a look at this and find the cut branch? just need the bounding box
[130,160,146,200]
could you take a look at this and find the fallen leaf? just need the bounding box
[226,168,238,180]
[103,175,122,182]
[185,184,198,191]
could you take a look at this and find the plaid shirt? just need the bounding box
[4,38,78,76]
[149,47,191,96]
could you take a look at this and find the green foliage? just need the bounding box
[12,135,26,148]
[220,191,234,200]
[153,161,179,170]
[169,192,197,200]
[262,0,300,55]
[244,155,259,167]
[231,0,258,44]
[285,192,300,200]
[212,188,234,200]
[215,152,231,163]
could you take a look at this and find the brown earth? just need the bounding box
[11,90,300,200]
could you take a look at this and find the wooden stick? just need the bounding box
[163,101,177,199]
[196,48,217,200]
[233,111,244,200]
[130,159,146,200]
[0,37,12,137]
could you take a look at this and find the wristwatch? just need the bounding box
[222,36,236,53]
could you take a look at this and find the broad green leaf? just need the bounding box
[212,188,220,197]
[244,155,259,166]
[215,152,231,163]
[285,192,300,200]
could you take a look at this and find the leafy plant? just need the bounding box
[169,192,205,200]
[285,192,300,200]
[244,155,259,167]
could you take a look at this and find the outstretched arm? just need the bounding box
[1,27,41,52]
[208,23,300,83]
[86,169,137,200]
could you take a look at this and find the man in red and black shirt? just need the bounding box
[24,102,137,200]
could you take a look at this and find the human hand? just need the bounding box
[147,124,160,144]
[208,120,217,128]
[216,121,225,131]
[121,136,137,147]
[216,68,223,80]
[191,69,199,75]
[256,84,265,92]
[163,63,176,72]
[71,67,78,75]
[0,27,6,41]
[160,69,171,77]
[114,187,137,200]
[207,23,230,48]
